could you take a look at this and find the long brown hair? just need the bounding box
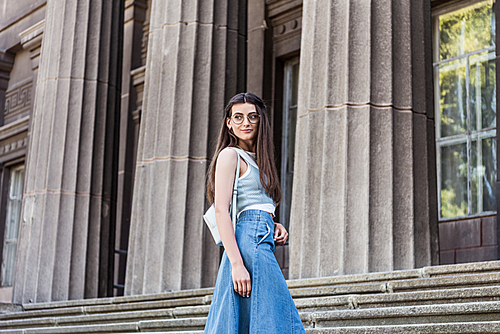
[206,92,282,205]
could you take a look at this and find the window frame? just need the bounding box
[279,57,300,231]
[0,162,24,287]
[432,0,497,221]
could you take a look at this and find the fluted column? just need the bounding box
[125,0,246,295]
[13,0,123,303]
[289,0,438,279]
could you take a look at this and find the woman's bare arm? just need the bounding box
[214,148,251,297]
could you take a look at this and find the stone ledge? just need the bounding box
[24,322,138,334]
[138,317,206,331]
[288,261,500,289]
[302,301,500,327]
[355,285,500,308]
[388,272,500,292]
[306,321,500,333]
[290,282,387,298]
[423,261,500,277]
[84,297,207,314]
[0,307,85,321]
[22,288,213,312]
[56,309,173,326]
[21,299,114,312]
[0,303,22,314]
[295,286,500,311]
[287,270,422,289]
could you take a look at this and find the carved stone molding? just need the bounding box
[19,20,45,71]
[266,0,302,18]
[131,65,145,111]
[266,0,302,58]
[0,115,29,163]
[4,79,32,124]
[141,22,149,66]
[0,136,27,155]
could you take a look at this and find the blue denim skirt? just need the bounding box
[204,210,306,334]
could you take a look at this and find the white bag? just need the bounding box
[203,151,241,246]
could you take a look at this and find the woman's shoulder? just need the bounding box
[217,147,238,165]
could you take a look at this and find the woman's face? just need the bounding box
[226,102,260,144]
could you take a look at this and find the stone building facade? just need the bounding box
[0,0,497,304]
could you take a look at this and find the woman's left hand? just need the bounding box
[274,223,288,246]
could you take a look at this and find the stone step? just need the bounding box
[301,301,500,328]
[287,261,500,290]
[18,261,500,314]
[289,271,500,299]
[5,270,499,322]
[2,301,499,334]
[0,306,210,329]
[295,285,500,311]
[1,262,498,333]
[2,322,500,334]
[2,285,499,327]
[306,321,500,333]
[1,302,499,333]
[21,288,214,312]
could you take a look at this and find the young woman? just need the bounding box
[204,93,306,333]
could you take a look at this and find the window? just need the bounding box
[280,58,299,229]
[1,165,24,286]
[434,0,496,219]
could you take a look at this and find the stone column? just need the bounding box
[289,0,439,279]
[13,0,123,303]
[125,0,246,295]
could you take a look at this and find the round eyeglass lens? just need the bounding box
[232,114,259,124]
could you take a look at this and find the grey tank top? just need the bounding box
[228,147,275,216]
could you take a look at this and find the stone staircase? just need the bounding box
[1,261,499,333]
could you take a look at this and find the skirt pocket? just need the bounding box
[257,222,271,245]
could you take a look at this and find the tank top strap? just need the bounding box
[232,147,258,169]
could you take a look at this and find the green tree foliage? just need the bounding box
[437,0,497,219]
[439,1,494,61]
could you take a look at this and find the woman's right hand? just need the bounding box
[231,261,251,297]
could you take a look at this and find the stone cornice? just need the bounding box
[0,115,29,142]
[266,0,302,19]
[20,20,45,52]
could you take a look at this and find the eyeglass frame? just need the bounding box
[230,112,260,125]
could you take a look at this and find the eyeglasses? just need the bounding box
[231,113,260,125]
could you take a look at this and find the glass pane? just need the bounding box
[12,168,24,198]
[482,137,497,211]
[440,143,468,218]
[471,139,479,214]
[1,242,17,286]
[439,59,467,137]
[5,199,21,240]
[291,63,299,107]
[281,59,299,230]
[470,51,496,131]
[439,0,495,61]
[2,166,24,286]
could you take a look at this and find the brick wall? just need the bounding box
[439,215,498,264]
